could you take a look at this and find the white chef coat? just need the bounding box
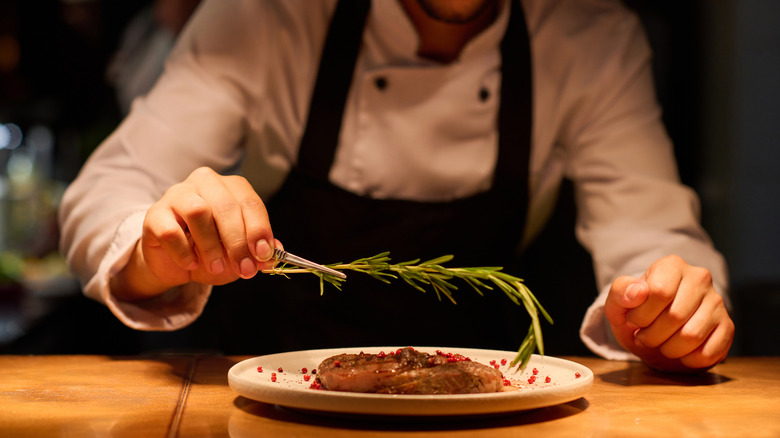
[58,0,730,360]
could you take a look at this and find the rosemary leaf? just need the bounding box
[398,271,429,293]
[462,277,487,296]
[420,255,455,266]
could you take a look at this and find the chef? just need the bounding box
[59,0,734,372]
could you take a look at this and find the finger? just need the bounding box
[168,189,226,275]
[634,275,708,348]
[626,257,684,328]
[658,292,726,359]
[222,175,275,263]
[257,238,284,270]
[143,203,198,271]
[680,307,734,370]
[189,170,256,279]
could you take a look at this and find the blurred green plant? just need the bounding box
[0,250,24,285]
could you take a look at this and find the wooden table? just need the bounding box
[1,355,778,437]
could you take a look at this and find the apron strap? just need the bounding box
[296,0,371,178]
[494,0,532,222]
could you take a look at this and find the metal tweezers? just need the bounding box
[273,248,347,279]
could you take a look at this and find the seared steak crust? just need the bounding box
[315,348,503,394]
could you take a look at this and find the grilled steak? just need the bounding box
[315,347,503,394]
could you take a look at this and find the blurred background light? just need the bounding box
[0,123,23,150]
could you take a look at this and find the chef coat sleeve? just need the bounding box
[550,7,731,359]
[57,0,271,330]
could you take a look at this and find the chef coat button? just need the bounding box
[479,87,490,102]
[375,76,388,91]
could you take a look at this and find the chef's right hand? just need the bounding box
[111,166,280,301]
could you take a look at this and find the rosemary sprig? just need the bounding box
[264,252,553,370]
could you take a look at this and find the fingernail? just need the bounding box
[210,259,225,274]
[255,239,273,261]
[626,282,643,301]
[240,257,256,278]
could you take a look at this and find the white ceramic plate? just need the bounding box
[228,347,593,417]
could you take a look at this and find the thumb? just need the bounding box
[605,276,649,329]
[605,277,662,361]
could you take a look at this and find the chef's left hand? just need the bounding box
[605,255,734,373]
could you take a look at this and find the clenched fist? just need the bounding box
[605,255,734,373]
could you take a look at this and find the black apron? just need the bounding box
[196,0,535,354]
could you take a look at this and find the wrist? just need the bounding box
[110,241,179,302]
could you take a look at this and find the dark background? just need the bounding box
[0,0,777,356]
